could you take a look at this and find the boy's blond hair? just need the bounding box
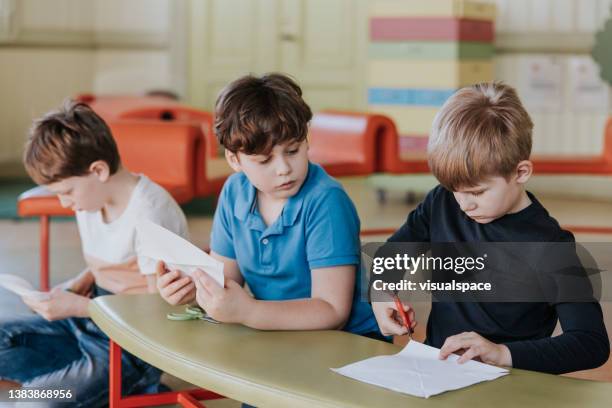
[427,82,533,191]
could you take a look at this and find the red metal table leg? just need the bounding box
[110,339,123,408]
[40,215,50,292]
[109,340,224,408]
[178,392,207,408]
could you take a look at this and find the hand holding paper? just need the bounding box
[22,288,91,320]
[136,220,225,287]
[156,262,197,306]
[0,274,50,302]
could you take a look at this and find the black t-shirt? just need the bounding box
[388,185,609,374]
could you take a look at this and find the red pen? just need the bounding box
[393,295,414,339]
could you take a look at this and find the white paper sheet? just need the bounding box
[332,341,508,398]
[0,274,51,301]
[136,220,225,287]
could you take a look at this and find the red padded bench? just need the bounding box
[378,117,612,175]
[75,94,182,122]
[118,106,232,197]
[308,111,396,177]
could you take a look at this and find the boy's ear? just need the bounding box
[515,160,533,184]
[225,149,242,173]
[89,160,110,182]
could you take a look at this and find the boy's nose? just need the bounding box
[457,195,477,212]
[461,201,477,212]
[275,157,292,176]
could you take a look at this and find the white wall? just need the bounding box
[0,0,177,167]
[0,48,94,163]
[491,0,612,157]
[91,0,175,94]
[494,0,611,33]
[2,0,612,174]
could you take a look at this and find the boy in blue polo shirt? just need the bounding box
[156,73,380,337]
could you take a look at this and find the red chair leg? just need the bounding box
[40,215,50,292]
[109,340,224,408]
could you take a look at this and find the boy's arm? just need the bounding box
[368,189,433,311]
[58,268,95,295]
[504,302,609,374]
[245,265,353,330]
[209,251,349,330]
[193,263,354,330]
[504,234,609,374]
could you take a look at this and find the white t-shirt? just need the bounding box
[76,174,188,294]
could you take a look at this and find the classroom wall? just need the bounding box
[2,0,612,181]
[0,48,94,165]
[492,0,612,157]
[90,0,179,94]
[0,0,179,168]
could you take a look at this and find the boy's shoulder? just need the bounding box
[129,175,183,214]
[77,175,186,231]
[222,171,250,198]
[417,184,453,212]
[521,193,571,242]
[301,163,347,199]
[130,176,188,232]
[424,185,570,242]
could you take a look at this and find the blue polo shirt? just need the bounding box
[210,162,379,335]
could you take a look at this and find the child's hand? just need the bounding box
[56,276,93,297]
[439,331,513,367]
[23,288,90,321]
[192,268,254,324]
[156,261,196,306]
[372,296,417,336]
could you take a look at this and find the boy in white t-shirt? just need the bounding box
[0,100,188,407]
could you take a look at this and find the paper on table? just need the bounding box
[332,341,508,398]
[136,220,225,287]
[0,274,51,301]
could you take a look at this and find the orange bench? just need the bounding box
[308,111,396,177]
[18,120,201,291]
[75,94,182,122]
[119,106,217,157]
[532,118,612,174]
[378,117,612,175]
[118,106,232,197]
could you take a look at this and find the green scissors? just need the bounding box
[167,305,220,324]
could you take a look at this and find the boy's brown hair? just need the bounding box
[24,100,120,185]
[214,73,313,155]
[427,82,534,191]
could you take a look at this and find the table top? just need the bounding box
[90,294,612,407]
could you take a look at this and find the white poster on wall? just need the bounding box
[567,56,610,113]
[520,56,563,113]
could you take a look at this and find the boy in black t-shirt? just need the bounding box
[373,82,609,374]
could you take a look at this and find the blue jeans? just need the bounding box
[0,287,162,407]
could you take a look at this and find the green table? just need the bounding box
[90,295,612,407]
